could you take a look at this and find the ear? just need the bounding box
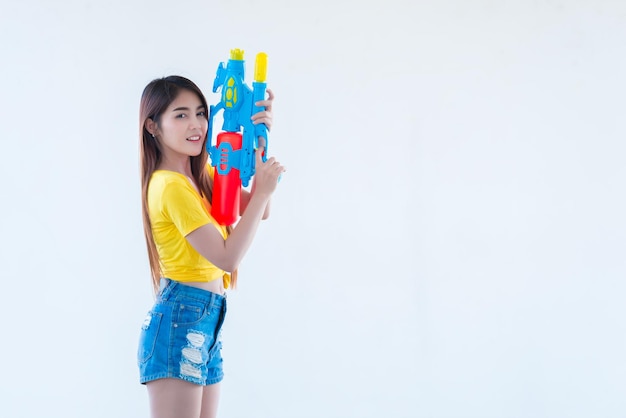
[145,118,157,136]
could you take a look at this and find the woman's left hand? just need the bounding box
[251,88,274,131]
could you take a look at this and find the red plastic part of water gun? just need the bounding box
[211,132,242,226]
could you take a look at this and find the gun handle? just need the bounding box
[252,81,268,161]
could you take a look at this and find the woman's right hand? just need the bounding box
[253,145,285,197]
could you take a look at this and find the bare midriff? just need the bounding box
[182,277,226,296]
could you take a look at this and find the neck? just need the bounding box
[158,155,192,177]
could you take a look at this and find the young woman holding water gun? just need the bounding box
[137,75,284,418]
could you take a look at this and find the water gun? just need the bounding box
[207,48,269,226]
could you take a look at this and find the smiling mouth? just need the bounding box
[187,136,202,142]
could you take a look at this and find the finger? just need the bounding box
[252,117,273,131]
[252,119,272,129]
[251,110,269,120]
[253,122,273,132]
[254,101,272,112]
[258,136,266,149]
[256,146,265,162]
[255,89,274,110]
[250,110,274,121]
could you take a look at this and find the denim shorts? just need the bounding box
[138,279,227,386]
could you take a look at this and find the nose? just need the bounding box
[189,114,206,131]
[190,114,201,128]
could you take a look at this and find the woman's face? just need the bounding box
[155,89,208,159]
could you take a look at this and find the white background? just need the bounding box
[1,1,625,417]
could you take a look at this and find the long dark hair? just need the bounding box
[139,76,237,293]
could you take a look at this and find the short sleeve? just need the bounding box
[161,182,212,236]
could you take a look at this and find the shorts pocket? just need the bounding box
[175,301,209,326]
[138,311,163,364]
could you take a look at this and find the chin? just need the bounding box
[191,149,204,157]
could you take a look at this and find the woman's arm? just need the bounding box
[186,147,284,272]
[240,178,271,219]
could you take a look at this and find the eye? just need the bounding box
[197,110,207,118]
[176,113,187,119]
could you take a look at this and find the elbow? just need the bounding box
[215,258,237,273]
[223,262,239,273]
[217,255,241,273]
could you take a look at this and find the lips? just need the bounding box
[187,135,202,142]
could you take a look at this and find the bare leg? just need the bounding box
[147,378,203,418]
[200,383,221,418]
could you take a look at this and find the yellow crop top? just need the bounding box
[148,165,231,288]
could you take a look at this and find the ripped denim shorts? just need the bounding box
[138,278,227,386]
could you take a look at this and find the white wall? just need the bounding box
[1,1,625,417]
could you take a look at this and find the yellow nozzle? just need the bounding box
[230,48,244,60]
[254,52,268,82]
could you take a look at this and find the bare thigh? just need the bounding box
[147,378,203,418]
[200,383,221,418]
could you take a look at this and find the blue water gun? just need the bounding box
[207,48,268,188]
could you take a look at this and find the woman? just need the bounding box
[137,76,284,418]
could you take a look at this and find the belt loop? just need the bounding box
[158,278,175,301]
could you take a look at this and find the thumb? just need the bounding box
[256,146,265,162]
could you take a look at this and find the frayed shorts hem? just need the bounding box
[140,372,224,386]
